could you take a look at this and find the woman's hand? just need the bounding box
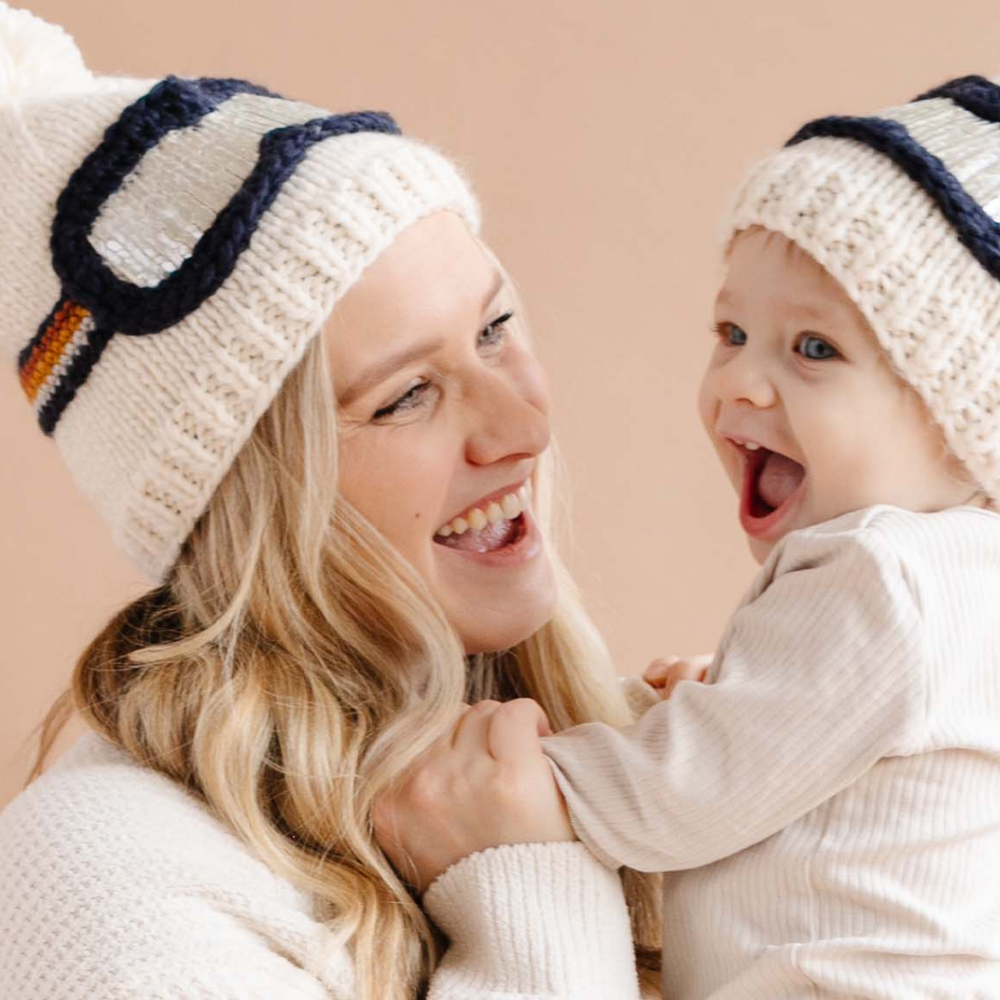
[373,698,576,895]
[643,654,713,700]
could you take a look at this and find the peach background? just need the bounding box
[3,0,1000,809]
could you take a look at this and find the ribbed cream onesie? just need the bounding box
[544,505,1000,998]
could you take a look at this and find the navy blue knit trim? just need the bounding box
[36,323,115,436]
[914,74,1000,124]
[50,76,401,335]
[786,115,1000,283]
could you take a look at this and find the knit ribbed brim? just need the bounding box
[1,9,480,583]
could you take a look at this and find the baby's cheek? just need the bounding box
[696,372,718,436]
[809,449,870,519]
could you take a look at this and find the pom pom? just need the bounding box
[0,2,93,105]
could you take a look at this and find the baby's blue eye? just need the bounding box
[715,322,747,346]
[798,335,839,361]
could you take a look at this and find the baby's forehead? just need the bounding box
[728,226,819,269]
[723,229,848,302]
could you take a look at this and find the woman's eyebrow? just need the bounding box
[337,338,444,408]
[481,269,504,310]
[337,271,506,409]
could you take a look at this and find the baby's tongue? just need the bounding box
[757,452,805,509]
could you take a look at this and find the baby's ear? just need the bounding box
[620,674,662,721]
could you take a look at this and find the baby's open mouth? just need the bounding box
[744,444,806,520]
[433,483,531,554]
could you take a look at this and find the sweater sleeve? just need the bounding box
[540,523,928,873]
[423,841,642,1000]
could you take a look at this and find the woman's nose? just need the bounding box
[710,350,777,409]
[463,369,551,467]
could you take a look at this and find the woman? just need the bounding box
[0,6,660,999]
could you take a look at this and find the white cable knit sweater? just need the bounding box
[0,728,642,999]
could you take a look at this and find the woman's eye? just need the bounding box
[478,311,514,352]
[372,381,432,420]
[797,334,840,361]
[713,322,747,347]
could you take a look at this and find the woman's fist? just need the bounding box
[373,698,575,895]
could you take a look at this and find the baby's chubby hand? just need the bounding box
[373,698,575,895]
[643,654,713,700]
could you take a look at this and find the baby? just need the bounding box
[539,74,1000,996]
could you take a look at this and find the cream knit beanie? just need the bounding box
[1,4,480,584]
[723,74,1000,506]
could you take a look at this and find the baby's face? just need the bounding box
[698,227,980,564]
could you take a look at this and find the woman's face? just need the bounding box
[328,212,557,654]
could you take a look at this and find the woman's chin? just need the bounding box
[458,609,555,655]
[450,565,558,655]
[431,509,558,654]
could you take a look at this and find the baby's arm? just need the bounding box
[619,656,712,723]
[541,524,928,873]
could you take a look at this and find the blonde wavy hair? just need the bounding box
[31,275,662,998]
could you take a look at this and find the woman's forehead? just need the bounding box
[324,212,505,390]
[343,214,498,323]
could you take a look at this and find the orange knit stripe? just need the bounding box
[19,301,90,403]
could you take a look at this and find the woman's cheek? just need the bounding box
[338,432,428,532]
[383,433,456,534]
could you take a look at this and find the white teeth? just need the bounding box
[744,442,761,451]
[436,483,532,538]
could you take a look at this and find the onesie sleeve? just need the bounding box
[541,522,928,872]
[423,841,642,1000]
[620,675,662,720]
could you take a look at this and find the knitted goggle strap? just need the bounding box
[785,74,1000,285]
[18,75,400,435]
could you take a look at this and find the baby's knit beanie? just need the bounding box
[0,4,480,584]
[723,74,1000,507]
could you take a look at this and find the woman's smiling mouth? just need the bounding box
[434,482,533,555]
